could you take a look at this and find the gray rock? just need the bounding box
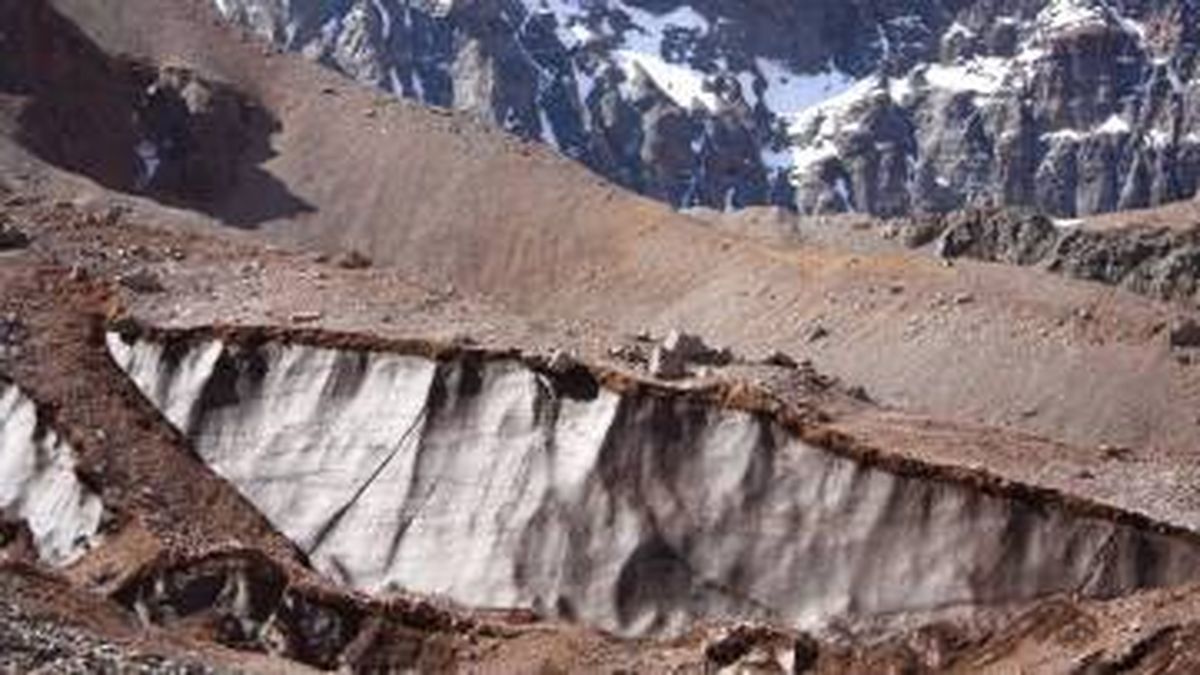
[899,217,947,249]
[930,208,1200,305]
[937,209,1059,265]
[662,329,707,361]
[608,344,647,365]
[649,329,731,379]
[118,269,164,294]
[0,223,29,250]
[289,311,322,324]
[1170,317,1200,348]
[1050,230,1200,304]
[649,343,688,380]
[764,350,799,369]
[546,349,575,374]
[335,249,372,270]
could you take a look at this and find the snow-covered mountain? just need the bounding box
[214,0,1200,217]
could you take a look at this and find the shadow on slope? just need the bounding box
[0,0,312,227]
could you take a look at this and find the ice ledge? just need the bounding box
[106,325,1200,636]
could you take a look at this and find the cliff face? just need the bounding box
[211,0,1200,217]
[108,330,1200,636]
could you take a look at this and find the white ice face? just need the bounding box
[0,383,104,566]
[109,332,1200,636]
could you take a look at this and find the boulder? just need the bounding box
[118,269,164,294]
[764,350,799,369]
[0,223,29,250]
[649,343,688,380]
[650,329,734,380]
[335,250,372,270]
[1169,317,1200,348]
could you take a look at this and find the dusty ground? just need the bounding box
[1,0,1200,671]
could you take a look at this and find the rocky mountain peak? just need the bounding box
[213,0,1200,218]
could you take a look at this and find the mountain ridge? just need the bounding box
[214,0,1200,218]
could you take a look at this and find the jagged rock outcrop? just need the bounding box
[936,208,1061,264]
[108,329,1200,637]
[211,0,1200,217]
[934,208,1200,304]
[0,380,104,566]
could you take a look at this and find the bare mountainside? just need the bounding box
[5,0,1200,671]
[18,0,1200,455]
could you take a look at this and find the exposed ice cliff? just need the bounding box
[0,380,104,566]
[108,330,1200,636]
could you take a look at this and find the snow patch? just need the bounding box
[761,146,793,172]
[575,63,597,106]
[1043,128,1084,143]
[922,57,1009,97]
[1096,114,1131,135]
[755,58,856,118]
[388,68,404,97]
[834,177,853,211]
[786,76,885,172]
[614,49,717,110]
[135,140,160,190]
[1147,128,1172,149]
[616,2,708,42]
[610,2,715,109]
[944,22,977,41]
[539,108,560,148]
[735,71,758,108]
